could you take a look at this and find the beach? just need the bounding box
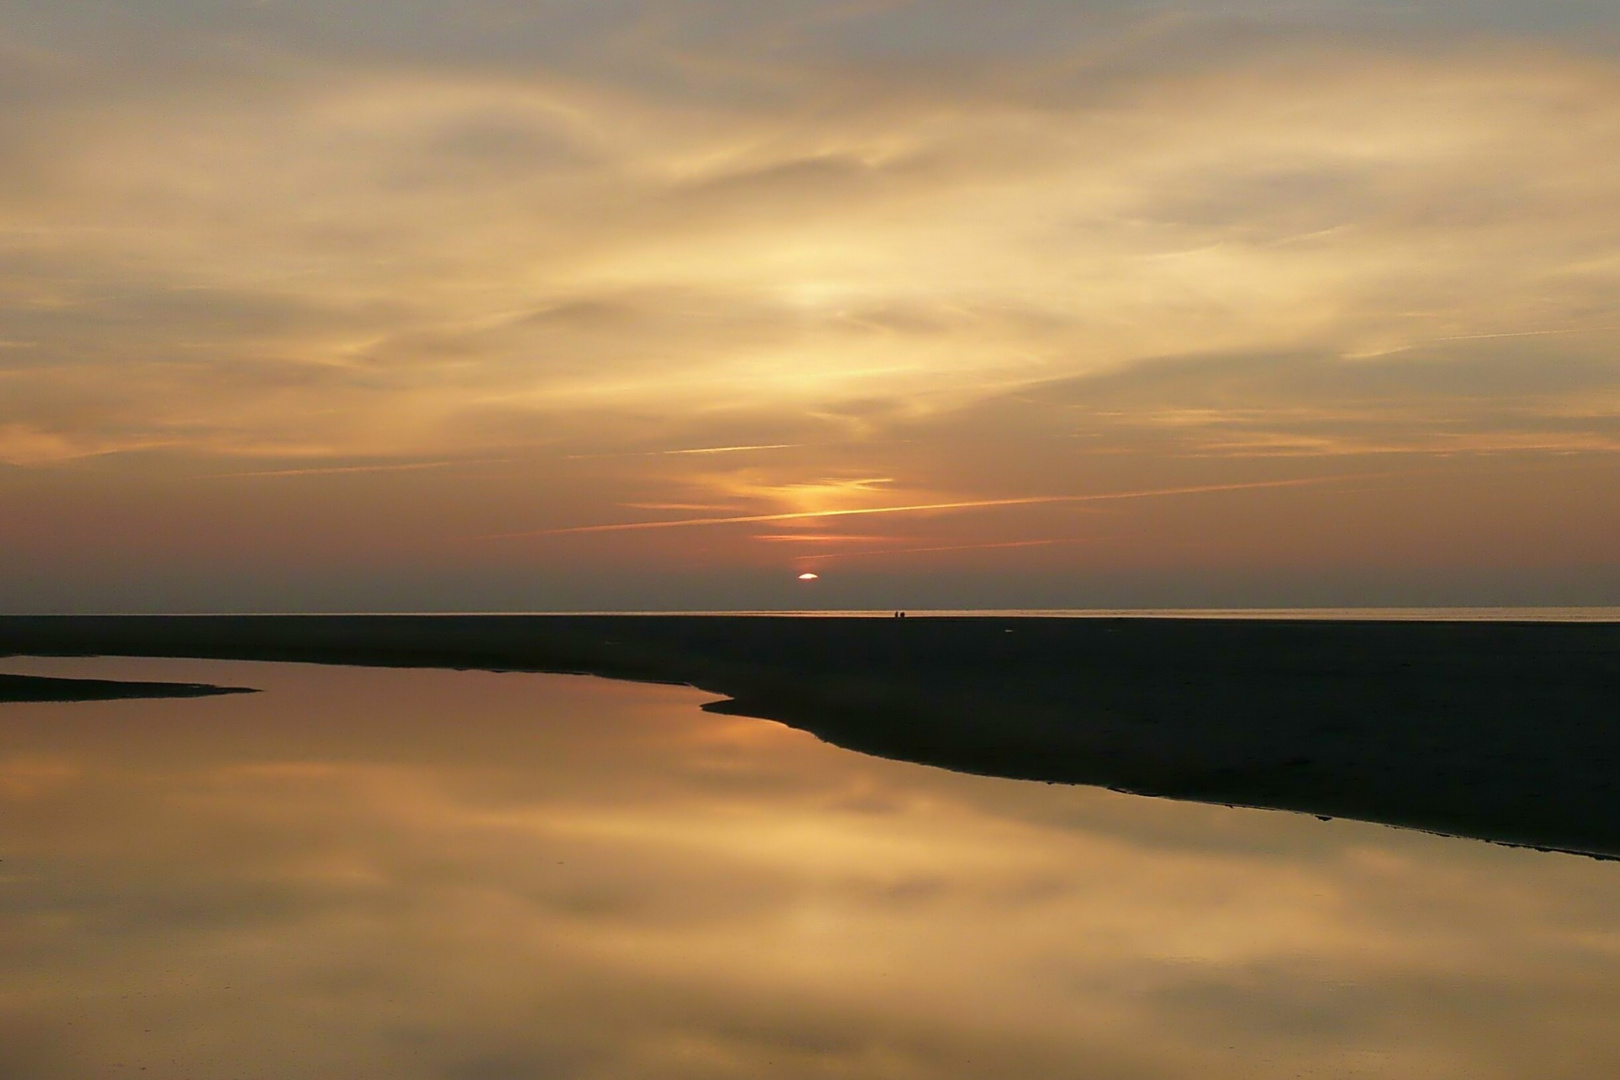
[4,614,1617,858]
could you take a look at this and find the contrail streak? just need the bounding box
[565,444,800,460]
[1425,325,1620,343]
[208,460,469,479]
[483,475,1352,539]
[661,443,801,456]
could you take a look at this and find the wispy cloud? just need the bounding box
[753,533,900,543]
[565,444,802,460]
[7,2,1620,606]
[484,476,1357,538]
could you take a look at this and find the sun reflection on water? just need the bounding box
[1,657,1618,1079]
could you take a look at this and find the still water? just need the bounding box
[2,658,1619,1079]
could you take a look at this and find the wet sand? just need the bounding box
[2,614,1617,857]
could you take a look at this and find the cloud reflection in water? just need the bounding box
[1,658,1619,1078]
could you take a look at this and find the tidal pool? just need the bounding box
[1,657,1618,1079]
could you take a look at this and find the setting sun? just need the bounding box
[4,1,1620,1075]
[0,0,1616,616]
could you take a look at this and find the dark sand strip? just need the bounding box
[2,614,1617,857]
[0,672,258,702]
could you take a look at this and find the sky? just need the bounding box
[3,0,1619,611]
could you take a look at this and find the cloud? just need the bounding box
[964,342,1620,457]
[3,1,1620,603]
[5,29,1620,466]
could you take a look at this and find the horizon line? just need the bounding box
[4,607,1620,622]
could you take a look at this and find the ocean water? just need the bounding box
[2,657,1618,1078]
[287,607,1620,620]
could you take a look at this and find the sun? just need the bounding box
[797,572,819,581]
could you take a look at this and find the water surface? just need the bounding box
[2,658,1618,1078]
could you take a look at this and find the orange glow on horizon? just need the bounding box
[4,3,1620,609]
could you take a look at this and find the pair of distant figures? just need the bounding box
[893,611,907,618]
